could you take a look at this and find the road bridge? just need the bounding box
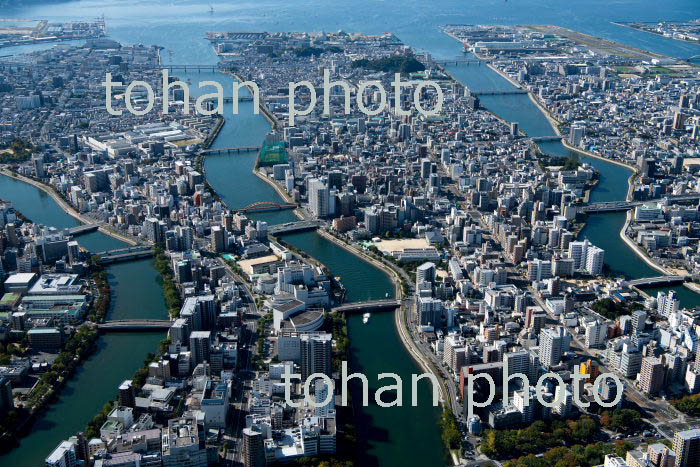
[200,146,260,155]
[98,319,172,331]
[532,136,562,142]
[331,299,401,313]
[93,246,154,264]
[435,58,485,66]
[472,89,529,96]
[66,224,99,236]
[237,201,297,213]
[268,220,323,235]
[583,193,700,213]
[628,275,686,287]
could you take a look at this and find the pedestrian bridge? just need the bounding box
[628,275,686,287]
[98,319,172,331]
[331,299,401,313]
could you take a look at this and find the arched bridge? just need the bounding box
[98,319,172,331]
[237,201,297,213]
[331,299,401,313]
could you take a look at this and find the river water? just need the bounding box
[1,1,699,466]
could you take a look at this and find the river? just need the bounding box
[0,175,167,466]
[1,1,699,466]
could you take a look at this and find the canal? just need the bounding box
[0,175,167,466]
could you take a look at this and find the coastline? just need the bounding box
[611,21,700,46]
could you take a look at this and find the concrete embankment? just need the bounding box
[619,211,670,276]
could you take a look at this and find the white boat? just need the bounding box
[362,313,370,324]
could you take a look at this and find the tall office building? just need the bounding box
[525,306,546,335]
[639,356,664,395]
[0,376,12,415]
[243,427,267,467]
[568,239,605,275]
[417,296,444,326]
[504,350,531,392]
[315,377,335,417]
[539,327,569,369]
[527,259,552,281]
[67,241,80,265]
[416,262,436,284]
[584,320,607,349]
[570,125,584,147]
[118,379,135,408]
[658,291,680,318]
[190,331,212,366]
[181,295,217,331]
[300,333,333,380]
[673,428,700,467]
[308,178,330,218]
[584,246,605,275]
[211,225,225,252]
[632,310,647,336]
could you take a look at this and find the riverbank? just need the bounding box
[202,115,225,149]
[317,229,451,405]
[223,70,280,129]
[0,169,138,246]
[619,211,670,276]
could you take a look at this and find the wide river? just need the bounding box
[1,1,700,466]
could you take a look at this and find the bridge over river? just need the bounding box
[628,275,687,287]
[93,246,155,264]
[582,193,700,213]
[331,299,401,313]
[98,319,172,331]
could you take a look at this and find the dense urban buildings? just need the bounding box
[0,3,697,467]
